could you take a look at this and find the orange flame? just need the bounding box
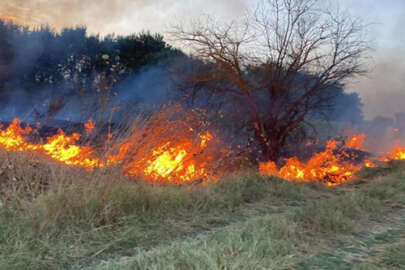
[1,117,403,186]
[345,133,365,150]
[0,119,38,151]
[388,145,405,160]
[84,119,95,134]
[379,145,405,162]
[364,160,377,168]
[42,129,103,168]
[0,119,104,169]
[0,117,217,184]
[260,136,363,186]
[122,131,214,184]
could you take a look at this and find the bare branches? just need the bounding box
[171,0,370,161]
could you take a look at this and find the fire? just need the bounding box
[0,115,403,186]
[200,132,213,147]
[0,114,217,184]
[380,156,390,162]
[0,119,39,151]
[364,160,377,168]
[388,145,405,160]
[122,131,214,183]
[84,119,95,133]
[260,137,363,185]
[345,133,365,150]
[379,145,405,162]
[108,105,220,184]
[260,134,405,186]
[0,119,104,169]
[144,144,188,177]
[259,160,277,176]
[42,129,103,168]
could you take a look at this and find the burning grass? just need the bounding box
[1,114,404,187]
[259,135,366,185]
[0,105,226,185]
[260,134,405,186]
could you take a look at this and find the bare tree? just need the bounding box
[171,0,369,162]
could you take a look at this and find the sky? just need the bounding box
[0,0,404,120]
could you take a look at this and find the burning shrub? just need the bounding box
[108,104,226,184]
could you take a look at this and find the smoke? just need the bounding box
[115,65,174,105]
[0,0,248,123]
[352,49,405,120]
[346,4,405,120]
[0,0,248,36]
[2,0,405,123]
[348,12,405,152]
[0,61,177,123]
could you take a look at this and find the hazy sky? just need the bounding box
[0,0,404,119]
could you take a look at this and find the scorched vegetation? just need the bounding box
[0,0,405,269]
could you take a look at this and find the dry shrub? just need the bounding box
[0,148,128,211]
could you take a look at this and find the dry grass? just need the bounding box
[1,149,405,270]
[92,169,405,270]
[0,149,316,270]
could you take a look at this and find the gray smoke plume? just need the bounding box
[345,1,405,120]
[353,49,405,119]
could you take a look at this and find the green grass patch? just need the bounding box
[1,161,405,270]
[0,173,315,270]
[292,193,382,234]
[91,186,399,270]
[380,243,405,269]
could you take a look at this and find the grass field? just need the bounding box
[1,151,405,270]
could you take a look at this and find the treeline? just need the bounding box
[0,19,363,124]
[0,20,182,92]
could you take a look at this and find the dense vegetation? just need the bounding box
[0,20,182,91]
[0,19,363,124]
[0,20,183,123]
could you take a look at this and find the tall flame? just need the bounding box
[0,119,38,151]
[122,132,214,184]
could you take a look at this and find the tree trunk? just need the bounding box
[251,119,281,162]
[252,120,283,162]
[267,139,282,162]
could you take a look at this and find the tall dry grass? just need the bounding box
[0,145,319,270]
